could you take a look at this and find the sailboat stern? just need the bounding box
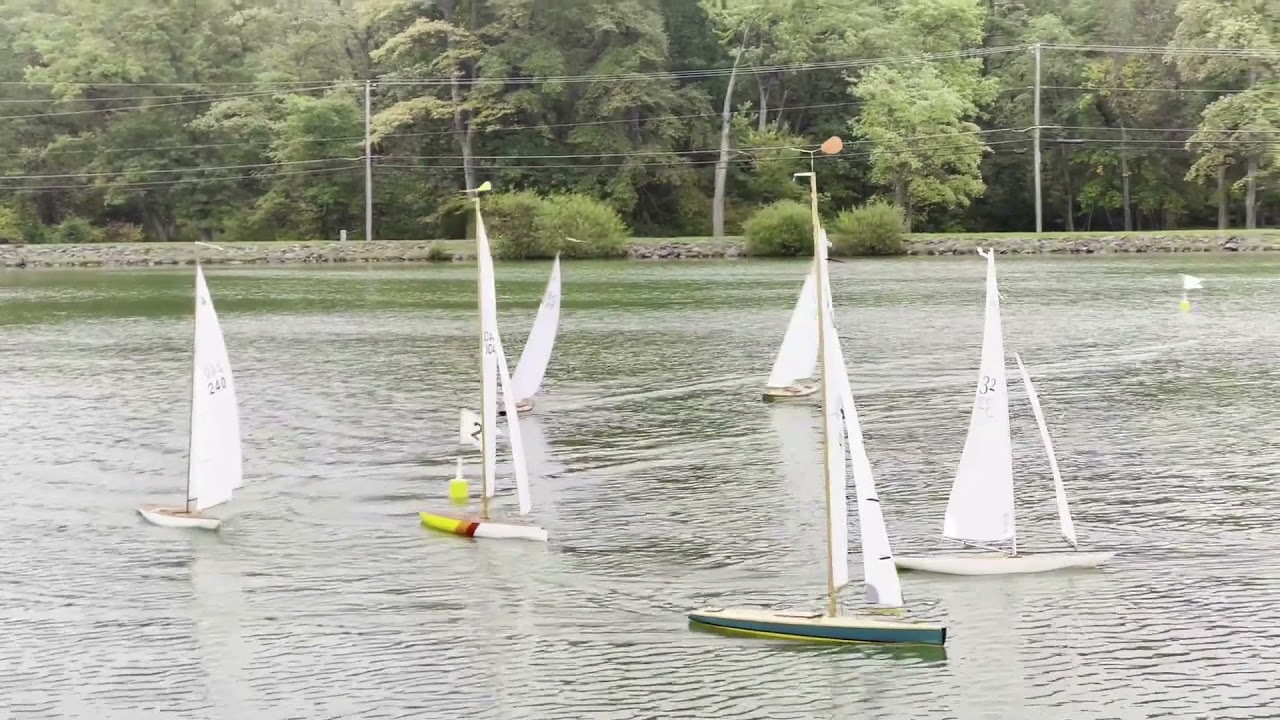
[894,551,1115,575]
[761,382,820,402]
[419,512,548,542]
[687,607,946,646]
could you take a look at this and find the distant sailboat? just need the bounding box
[422,186,547,543]
[895,249,1115,575]
[500,256,561,416]
[688,171,946,646]
[761,260,820,401]
[138,261,243,530]
[1180,274,1202,312]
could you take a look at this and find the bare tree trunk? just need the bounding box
[895,179,912,233]
[1246,154,1258,229]
[713,27,750,238]
[756,77,769,132]
[1060,144,1074,232]
[1120,123,1132,231]
[1243,64,1258,228]
[1217,164,1228,229]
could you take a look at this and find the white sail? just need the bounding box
[766,263,819,388]
[1014,354,1077,549]
[476,207,500,501]
[459,408,501,449]
[943,248,1016,545]
[815,231,849,591]
[819,248,903,607]
[510,256,561,403]
[496,339,533,514]
[187,265,243,512]
[1182,274,1203,291]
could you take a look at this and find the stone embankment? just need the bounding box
[0,232,1274,268]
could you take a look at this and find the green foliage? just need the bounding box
[0,206,21,243]
[488,192,629,260]
[53,217,101,244]
[0,0,1273,244]
[533,195,629,260]
[832,202,906,257]
[425,243,451,262]
[487,192,548,260]
[743,201,813,257]
[102,222,144,243]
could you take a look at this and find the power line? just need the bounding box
[0,165,360,192]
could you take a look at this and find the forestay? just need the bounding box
[766,262,819,388]
[943,248,1016,545]
[187,265,243,512]
[1014,354,1077,549]
[817,243,904,607]
[511,255,561,402]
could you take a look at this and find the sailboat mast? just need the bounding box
[802,171,838,619]
[475,195,491,521]
[184,253,199,513]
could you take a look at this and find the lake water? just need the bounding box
[1,255,1278,719]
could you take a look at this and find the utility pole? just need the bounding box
[1246,64,1258,230]
[1033,43,1043,234]
[364,79,374,242]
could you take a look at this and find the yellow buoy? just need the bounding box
[448,457,469,504]
[1179,299,1192,313]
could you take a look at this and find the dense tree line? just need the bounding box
[0,0,1275,243]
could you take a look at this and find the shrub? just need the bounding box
[102,221,145,243]
[486,192,629,260]
[831,201,906,257]
[0,206,21,243]
[533,193,628,259]
[743,200,813,257]
[486,191,547,259]
[52,217,102,244]
[425,243,452,262]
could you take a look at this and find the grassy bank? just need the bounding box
[0,229,1277,268]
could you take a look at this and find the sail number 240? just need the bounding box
[202,363,228,396]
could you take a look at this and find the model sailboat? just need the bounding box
[138,261,243,530]
[895,249,1115,575]
[761,267,820,401]
[688,171,946,646]
[422,185,547,543]
[499,255,561,416]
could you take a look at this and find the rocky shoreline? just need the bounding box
[0,232,1274,268]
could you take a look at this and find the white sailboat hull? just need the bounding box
[762,382,819,401]
[420,512,548,542]
[137,504,222,530]
[894,551,1116,576]
[497,398,535,417]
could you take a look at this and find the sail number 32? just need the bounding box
[977,375,998,395]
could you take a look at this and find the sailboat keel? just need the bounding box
[137,504,221,530]
[894,551,1116,575]
[419,512,547,542]
[688,607,945,646]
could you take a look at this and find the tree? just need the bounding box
[851,63,988,231]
